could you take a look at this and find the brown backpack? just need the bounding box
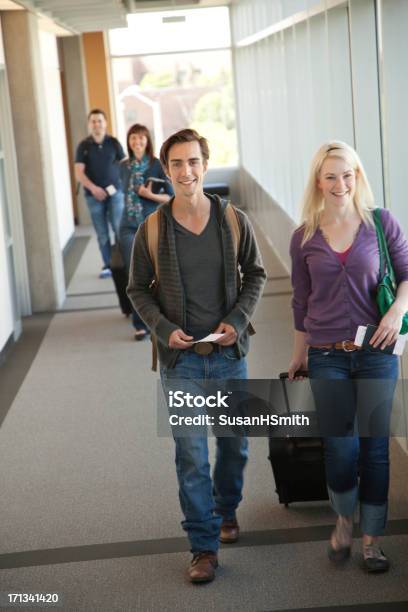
[145,202,244,371]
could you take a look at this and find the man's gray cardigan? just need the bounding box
[127,195,266,368]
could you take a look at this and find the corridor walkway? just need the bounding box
[0,224,407,611]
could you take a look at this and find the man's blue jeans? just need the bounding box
[160,348,248,553]
[308,347,398,536]
[85,191,124,267]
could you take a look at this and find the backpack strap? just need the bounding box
[224,202,241,260]
[223,200,256,337]
[145,209,162,371]
[224,201,242,290]
[145,208,161,282]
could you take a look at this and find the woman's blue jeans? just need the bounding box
[160,349,248,553]
[118,215,148,332]
[308,347,398,536]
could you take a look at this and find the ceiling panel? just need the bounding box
[13,0,230,33]
[18,0,128,33]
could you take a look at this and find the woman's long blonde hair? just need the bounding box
[300,141,375,246]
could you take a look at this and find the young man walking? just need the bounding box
[75,109,126,278]
[127,129,266,583]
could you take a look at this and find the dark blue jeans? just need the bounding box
[160,349,248,553]
[86,191,124,267]
[118,215,148,332]
[308,347,398,535]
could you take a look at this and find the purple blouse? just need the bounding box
[335,245,352,266]
[290,208,408,345]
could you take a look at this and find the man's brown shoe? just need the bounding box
[188,552,218,583]
[220,518,239,543]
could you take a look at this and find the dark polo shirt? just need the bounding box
[75,135,125,196]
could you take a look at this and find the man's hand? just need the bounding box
[212,322,238,346]
[91,185,108,202]
[91,185,108,201]
[168,329,194,349]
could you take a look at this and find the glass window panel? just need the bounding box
[112,50,237,167]
[0,159,11,240]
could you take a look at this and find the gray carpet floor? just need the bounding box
[0,224,407,611]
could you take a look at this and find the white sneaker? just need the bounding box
[363,545,390,573]
[99,267,112,279]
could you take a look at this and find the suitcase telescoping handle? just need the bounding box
[276,371,325,461]
[279,371,308,380]
[278,371,309,417]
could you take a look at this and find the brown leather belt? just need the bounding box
[310,340,362,352]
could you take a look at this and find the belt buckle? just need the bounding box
[194,342,213,356]
[342,340,356,352]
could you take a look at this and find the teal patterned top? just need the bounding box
[125,155,150,223]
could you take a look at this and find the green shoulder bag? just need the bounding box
[373,207,408,334]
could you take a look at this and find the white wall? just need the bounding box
[380,0,408,229]
[0,19,16,351]
[232,0,408,231]
[38,28,74,251]
[348,0,384,207]
[231,0,324,46]
[0,163,14,351]
[231,0,386,230]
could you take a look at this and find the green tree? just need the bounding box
[140,71,174,89]
[190,120,237,167]
[196,68,228,88]
[192,86,235,130]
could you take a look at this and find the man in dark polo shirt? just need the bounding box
[127,129,266,583]
[75,109,126,278]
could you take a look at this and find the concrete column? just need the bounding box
[59,35,90,225]
[2,10,65,311]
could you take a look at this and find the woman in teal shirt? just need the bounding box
[119,124,173,340]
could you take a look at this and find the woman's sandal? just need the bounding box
[328,517,353,564]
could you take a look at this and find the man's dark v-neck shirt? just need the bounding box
[173,200,226,340]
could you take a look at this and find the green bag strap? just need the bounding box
[373,208,396,287]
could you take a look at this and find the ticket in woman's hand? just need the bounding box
[354,325,407,355]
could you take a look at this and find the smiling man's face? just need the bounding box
[166,140,208,199]
[88,113,107,139]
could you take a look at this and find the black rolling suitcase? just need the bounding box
[268,372,329,507]
[110,243,133,316]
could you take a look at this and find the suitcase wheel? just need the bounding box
[277,483,291,506]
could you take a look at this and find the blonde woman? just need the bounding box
[289,141,408,572]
